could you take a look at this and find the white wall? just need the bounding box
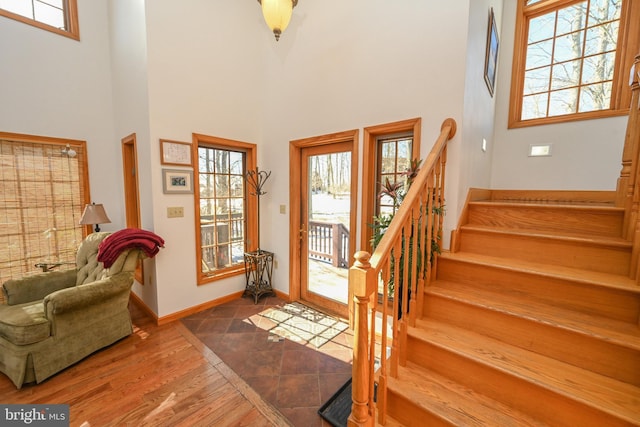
[108,0,157,310]
[143,0,265,316]
[0,0,121,224]
[259,0,472,288]
[456,0,503,215]
[9,0,618,319]
[491,0,626,190]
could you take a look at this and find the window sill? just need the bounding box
[198,264,245,285]
[508,108,630,129]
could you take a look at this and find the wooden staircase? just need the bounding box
[382,189,640,426]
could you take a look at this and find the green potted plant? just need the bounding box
[369,159,443,303]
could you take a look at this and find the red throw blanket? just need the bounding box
[98,228,165,268]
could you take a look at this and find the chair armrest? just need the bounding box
[43,271,133,316]
[2,270,77,305]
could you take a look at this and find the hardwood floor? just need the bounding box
[0,302,290,426]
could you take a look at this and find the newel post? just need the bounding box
[617,53,640,230]
[348,251,375,427]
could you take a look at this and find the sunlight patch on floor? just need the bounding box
[258,302,349,348]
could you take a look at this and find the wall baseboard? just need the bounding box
[130,288,293,326]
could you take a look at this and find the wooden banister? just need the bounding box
[616,52,640,279]
[348,118,457,426]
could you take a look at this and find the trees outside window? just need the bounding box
[360,118,421,252]
[193,134,257,284]
[509,0,639,127]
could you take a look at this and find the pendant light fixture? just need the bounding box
[258,0,298,41]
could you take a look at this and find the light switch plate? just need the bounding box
[167,207,184,218]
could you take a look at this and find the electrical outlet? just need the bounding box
[167,207,184,218]
[279,204,286,214]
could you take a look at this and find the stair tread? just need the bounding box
[470,199,623,211]
[411,319,640,423]
[460,224,631,247]
[386,362,548,427]
[427,280,640,350]
[439,251,639,292]
[477,189,617,206]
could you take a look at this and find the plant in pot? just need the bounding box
[369,159,444,309]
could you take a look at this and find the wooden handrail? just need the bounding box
[616,52,640,279]
[348,118,457,426]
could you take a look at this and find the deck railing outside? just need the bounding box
[348,118,457,426]
[308,220,350,268]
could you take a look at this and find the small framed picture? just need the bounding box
[484,7,499,97]
[162,169,194,194]
[160,139,193,167]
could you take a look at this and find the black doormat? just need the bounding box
[318,378,352,427]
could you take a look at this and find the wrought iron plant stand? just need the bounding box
[243,168,275,303]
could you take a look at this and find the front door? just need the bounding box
[299,141,355,318]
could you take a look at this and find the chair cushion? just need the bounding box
[76,232,111,286]
[0,302,50,345]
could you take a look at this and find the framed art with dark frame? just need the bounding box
[484,7,499,97]
[162,169,194,194]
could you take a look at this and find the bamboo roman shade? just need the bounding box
[0,136,88,284]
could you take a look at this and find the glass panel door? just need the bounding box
[300,141,353,317]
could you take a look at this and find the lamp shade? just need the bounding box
[79,203,111,232]
[259,0,297,41]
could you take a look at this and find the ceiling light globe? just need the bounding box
[260,0,296,41]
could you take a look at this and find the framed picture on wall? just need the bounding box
[162,169,194,194]
[160,139,193,167]
[484,7,499,97]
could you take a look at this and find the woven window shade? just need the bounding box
[0,137,88,285]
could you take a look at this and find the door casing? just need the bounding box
[289,129,359,318]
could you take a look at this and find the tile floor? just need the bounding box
[181,296,354,427]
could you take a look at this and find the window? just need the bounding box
[0,0,79,40]
[360,118,421,251]
[0,132,88,284]
[509,0,639,127]
[376,135,414,217]
[193,134,257,284]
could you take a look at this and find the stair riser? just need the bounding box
[467,204,623,237]
[458,229,630,275]
[386,390,454,427]
[407,336,632,427]
[423,293,640,386]
[436,257,640,323]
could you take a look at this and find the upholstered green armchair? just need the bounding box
[0,232,141,388]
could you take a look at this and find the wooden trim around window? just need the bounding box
[360,118,421,252]
[508,0,640,128]
[192,133,257,285]
[0,0,80,40]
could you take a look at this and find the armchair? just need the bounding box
[0,232,142,388]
